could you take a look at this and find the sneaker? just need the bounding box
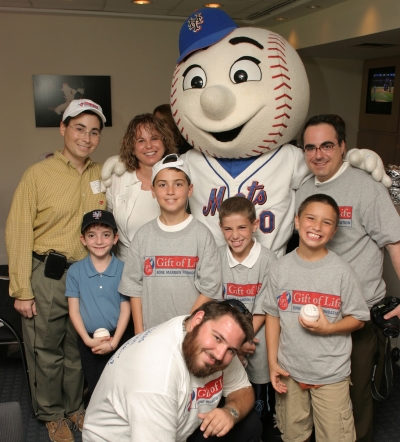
[45,419,74,442]
[67,410,85,432]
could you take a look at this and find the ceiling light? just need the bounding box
[275,17,288,21]
[132,0,152,4]
[307,5,320,9]
[204,3,223,8]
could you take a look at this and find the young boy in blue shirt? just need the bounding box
[66,210,131,400]
[218,196,277,437]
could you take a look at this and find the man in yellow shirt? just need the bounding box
[5,99,106,442]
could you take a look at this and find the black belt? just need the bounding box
[32,252,74,269]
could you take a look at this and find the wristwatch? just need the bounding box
[224,406,239,424]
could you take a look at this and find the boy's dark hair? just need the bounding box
[300,114,346,148]
[297,194,340,227]
[219,196,256,224]
[189,300,254,344]
[155,155,191,186]
[63,110,104,131]
[82,222,117,236]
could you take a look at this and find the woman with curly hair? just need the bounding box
[105,113,176,260]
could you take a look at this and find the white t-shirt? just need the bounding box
[126,188,160,243]
[83,316,251,442]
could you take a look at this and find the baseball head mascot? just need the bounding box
[102,8,390,257]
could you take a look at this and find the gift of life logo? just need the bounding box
[339,206,352,227]
[223,283,262,298]
[144,257,155,276]
[186,375,224,412]
[144,256,199,276]
[278,290,341,314]
[278,291,292,310]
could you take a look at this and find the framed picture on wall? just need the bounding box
[32,75,112,127]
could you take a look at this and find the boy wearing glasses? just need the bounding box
[295,114,400,441]
[264,194,370,442]
[119,154,221,334]
[5,99,106,442]
[218,196,277,438]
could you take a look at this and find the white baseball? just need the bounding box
[93,328,110,338]
[300,304,320,322]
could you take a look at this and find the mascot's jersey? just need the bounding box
[182,145,311,258]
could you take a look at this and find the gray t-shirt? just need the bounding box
[219,243,277,384]
[296,166,400,307]
[119,217,221,330]
[262,250,370,385]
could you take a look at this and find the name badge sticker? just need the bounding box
[90,180,101,194]
[117,194,128,204]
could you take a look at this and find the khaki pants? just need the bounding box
[276,376,355,442]
[21,257,84,421]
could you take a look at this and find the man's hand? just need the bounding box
[298,305,332,335]
[197,407,235,438]
[239,338,258,356]
[269,362,289,393]
[346,148,392,188]
[14,299,37,318]
[384,304,400,320]
[101,155,127,191]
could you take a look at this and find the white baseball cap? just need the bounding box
[151,154,191,184]
[62,99,106,124]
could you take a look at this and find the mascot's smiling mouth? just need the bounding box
[208,123,245,142]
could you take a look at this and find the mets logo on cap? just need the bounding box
[188,13,204,33]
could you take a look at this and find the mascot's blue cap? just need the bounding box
[177,8,238,63]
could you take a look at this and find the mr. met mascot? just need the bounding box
[103,8,389,257]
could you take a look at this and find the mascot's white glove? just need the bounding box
[101,155,127,192]
[346,149,392,188]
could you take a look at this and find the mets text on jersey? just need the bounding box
[144,256,199,277]
[186,375,224,412]
[277,290,341,318]
[339,206,352,227]
[202,181,275,234]
[223,283,262,303]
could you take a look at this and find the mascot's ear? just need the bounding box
[101,155,127,191]
[346,149,392,188]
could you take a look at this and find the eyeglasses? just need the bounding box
[219,299,252,316]
[303,142,338,155]
[68,125,102,140]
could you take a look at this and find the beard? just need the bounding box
[182,323,228,378]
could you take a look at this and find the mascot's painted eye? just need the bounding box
[229,56,261,84]
[183,65,207,90]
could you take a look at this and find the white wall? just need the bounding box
[301,57,364,148]
[0,12,181,264]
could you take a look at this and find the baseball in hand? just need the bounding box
[300,304,320,322]
[93,328,110,339]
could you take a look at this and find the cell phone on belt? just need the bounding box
[44,251,67,280]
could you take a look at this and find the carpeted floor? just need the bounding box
[1,271,400,441]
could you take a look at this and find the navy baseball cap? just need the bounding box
[81,210,117,233]
[177,8,238,63]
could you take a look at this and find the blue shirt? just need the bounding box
[65,253,128,333]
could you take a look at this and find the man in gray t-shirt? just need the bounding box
[295,114,400,442]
